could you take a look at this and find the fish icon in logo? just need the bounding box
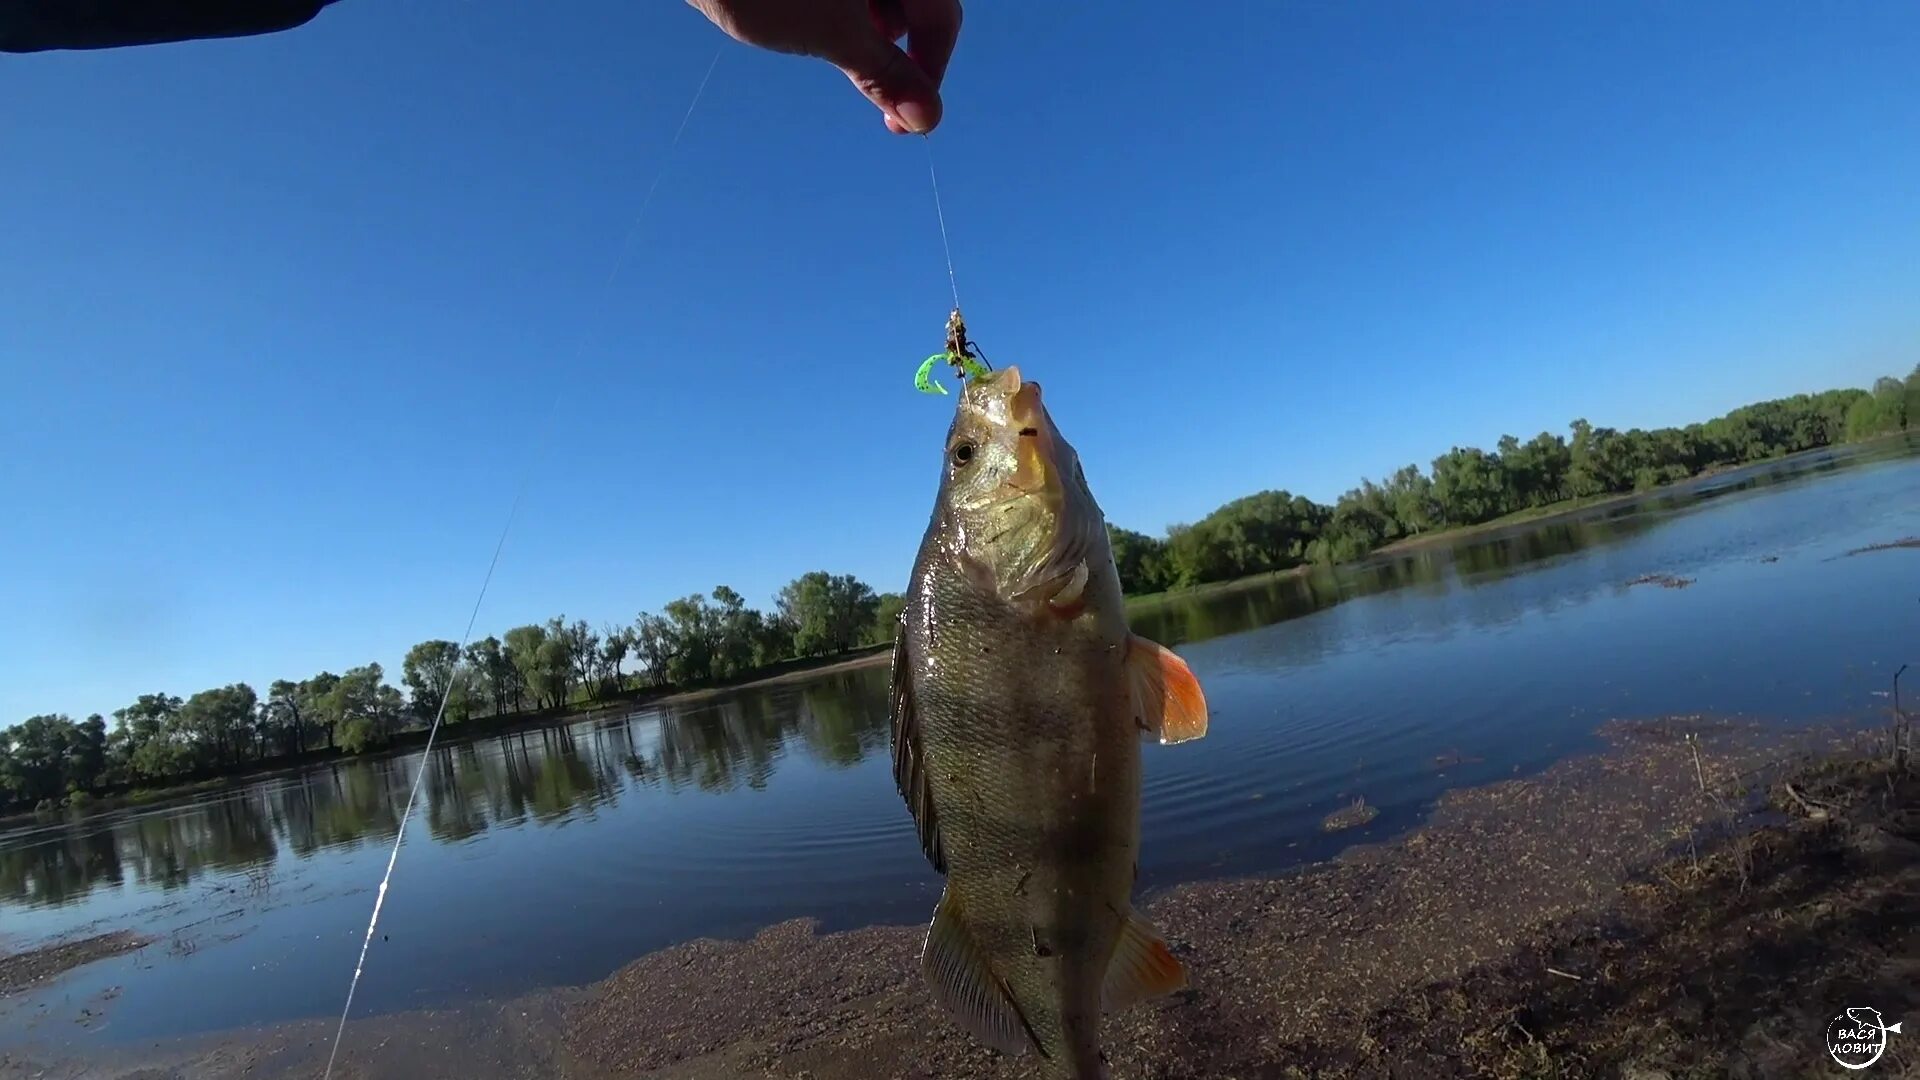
[1828,1007,1903,1070]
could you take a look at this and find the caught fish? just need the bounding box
[889,365,1209,1079]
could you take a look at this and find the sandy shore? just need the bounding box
[13,714,1911,1079]
[0,931,151,996]
[645,648,892,706]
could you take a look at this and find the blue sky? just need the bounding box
[3,1,1917,721]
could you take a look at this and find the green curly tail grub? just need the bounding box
[914,350,994,396]
[915,353,951,395]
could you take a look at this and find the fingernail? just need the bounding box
[896,101,935,134]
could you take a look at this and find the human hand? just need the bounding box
[686,0,962,134]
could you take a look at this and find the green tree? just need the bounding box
[1497,432,1572,509]
[1386,464,1440,535]
[504,624,551,709]
[261,680,307,758]
[866,592,907,645]
[632,613,676,687]
[70,714,107,791]
[597,624,632,695]
[4,715,80,802]
[464,637,520,715]
[1311,490,1392,564]
[526,616,586,707]
[1845,375,1911,440]
[111,692,188,781]
[330,665,404,754]
[1107,526,1170,594]
[708,587,762,678]
[1430,447,1509,525]
[176,683,259,770]
[0,740,18,808]
[300,673,342,751]
[777,572,880,657]
[403,640,465,723]
[756,613,799,665]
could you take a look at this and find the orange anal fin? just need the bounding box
[1125,634,1208,745]
[1103,907,1188,1013]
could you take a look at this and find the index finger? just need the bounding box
[898,0,962,87]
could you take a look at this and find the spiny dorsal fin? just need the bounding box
[921,888,1042,1057]
[889,619,945,873]
[1125,634,1209,745]
[1102,907,1188,1012]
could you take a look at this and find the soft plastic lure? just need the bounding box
[915,350,991,395]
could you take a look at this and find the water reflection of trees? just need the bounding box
[0,667,904,908]
[4,448,1879,910]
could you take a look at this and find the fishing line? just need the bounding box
[923,134,961,312]
[321,44,724,1080]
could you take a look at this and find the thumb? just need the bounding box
[829,33,943,134]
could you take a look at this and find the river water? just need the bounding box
[2,436,1916,1048]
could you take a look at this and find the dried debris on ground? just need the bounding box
[561,719,1895,1079]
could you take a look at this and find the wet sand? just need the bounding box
[14,714,1908,1079]
[0,931,152,996]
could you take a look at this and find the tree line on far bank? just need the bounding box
[1107,367,1918,593]
[0,572,901,812]
[3,366,1913,812]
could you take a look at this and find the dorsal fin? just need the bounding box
[889,618,945,873]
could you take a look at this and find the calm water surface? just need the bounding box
[3,438,1916,1046]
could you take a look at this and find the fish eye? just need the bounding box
[951,441,976,467]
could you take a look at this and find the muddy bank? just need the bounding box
[10,718,1904,1080]
[557,719,1856,1080]
[1322,749,1920,1078]
[0,930,151,995]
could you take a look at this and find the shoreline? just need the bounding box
[12,437,1902,824]
[0,644,896,825]
[637,645,894,705]
[9,713,1909,1078]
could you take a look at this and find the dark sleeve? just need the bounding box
[1,0,343,53]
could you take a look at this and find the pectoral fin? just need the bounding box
[921,888,1044,1057]
[1102,907,1188,1012]
[1125,634,1209,744]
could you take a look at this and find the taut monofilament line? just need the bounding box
[923,134,961,314]
[320,45,725,1080]
[914,135,994,397]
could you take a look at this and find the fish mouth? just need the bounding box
[1000,367,1058,497]
[977,366,1099,607]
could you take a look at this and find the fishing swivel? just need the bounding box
[915,307,992,395]
[944,308,990,376]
